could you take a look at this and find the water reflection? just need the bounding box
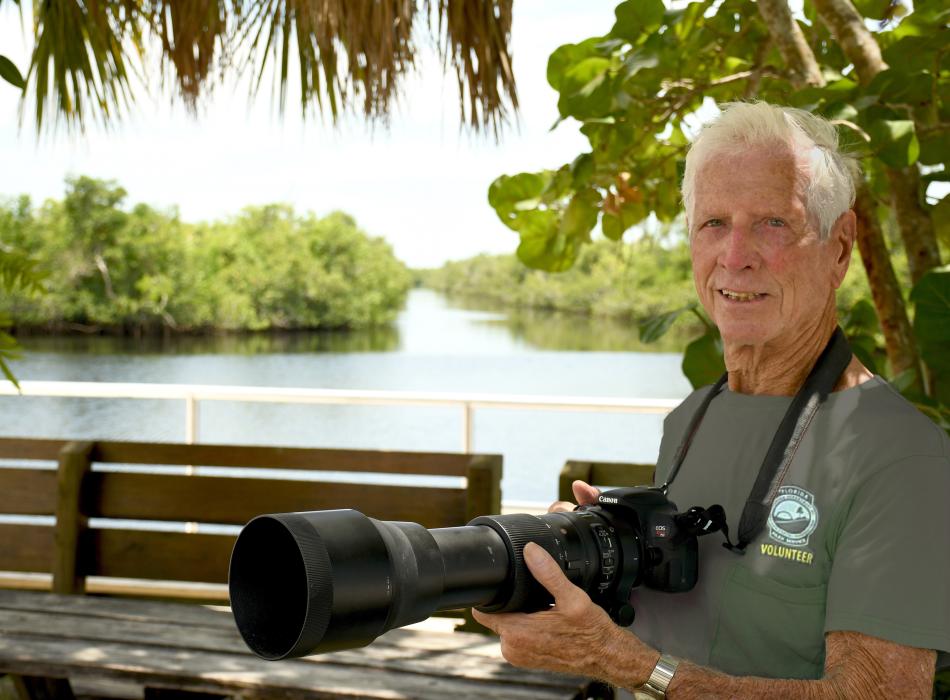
[440,295,694,353]
[16,290,695,356]
[18,326,402,355]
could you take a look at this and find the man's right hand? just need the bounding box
[547,479,600,513]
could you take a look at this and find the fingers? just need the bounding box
[547,500,575,513]
[471,608,497,632]
[572,480,601,506]
[549,481,600,513]
[523,542,580,604]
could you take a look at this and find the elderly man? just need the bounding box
[473,102,950,698]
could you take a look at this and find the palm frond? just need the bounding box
[21,0,518,133]
[427,0,517,136]
[27,0,144,133]
[0,316,21,392]
[0,245,47,296]
[153,0,228,109]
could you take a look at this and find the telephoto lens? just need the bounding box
[228,504,639,659]
[229,486,724,659]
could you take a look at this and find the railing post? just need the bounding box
[462,402,473,453]
[184,394,198,476]
[185,394,198,444]
[53,441,94,595]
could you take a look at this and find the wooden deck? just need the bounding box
[0,590,591,699]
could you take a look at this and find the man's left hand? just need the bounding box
[471,542,656,681]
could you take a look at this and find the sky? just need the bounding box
[0,1,623,268]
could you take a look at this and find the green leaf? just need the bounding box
[841,298,880,335]
[621,49,659,80]
[547,38,603,92]
[602,211,625,241]
[559,188,600,242]
[919,128,950,167]
[932,196,950,248]
[557,57,614,119]
[602,199,648,241]
[0,327,20,391]
[488,172,552,230]
[911,265,950,375]
[0,54,25,90]
[848,333,882,375]
[638,304,696,343]
[867,119,920,167]
[611,0,666,43]
[570,153,595,188]
[853,0,896,20]
[0,358,20,392]
[543,165,574,203]
[682,329,726,389]
[515,211,577,272]
[882,34,947,72]
[0,248,48,296]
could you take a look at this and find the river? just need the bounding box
[2,289,693,506]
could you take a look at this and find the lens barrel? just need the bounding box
[229,507,632,659]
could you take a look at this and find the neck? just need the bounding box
[724,301,839,396]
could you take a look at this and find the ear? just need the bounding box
[829,210,856,290]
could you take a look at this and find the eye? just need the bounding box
[701,218,724,228]
[766,217,786,227]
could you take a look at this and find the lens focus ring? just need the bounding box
[468,514,561,613]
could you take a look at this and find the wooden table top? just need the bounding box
[0,589,589,699]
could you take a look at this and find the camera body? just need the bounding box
[469,486,705,626]
[587,486,700,593]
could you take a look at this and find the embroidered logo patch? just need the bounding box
[767,485,819,547]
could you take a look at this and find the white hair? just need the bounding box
[681,101,857,240]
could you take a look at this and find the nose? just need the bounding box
[718,221,759,271]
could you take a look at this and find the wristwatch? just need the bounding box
[634,653,680,699]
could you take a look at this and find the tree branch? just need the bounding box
[810,0,886,83]
[812,0,942,287]
[852,182,924,386]
[754,0,924,384]
[756,0,824,87]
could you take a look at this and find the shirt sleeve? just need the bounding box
[824,454,950,663]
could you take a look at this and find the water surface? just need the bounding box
[4,289,693,505]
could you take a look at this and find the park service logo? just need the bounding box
[767,485,819,547]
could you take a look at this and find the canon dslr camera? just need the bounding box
[229,486,727,659]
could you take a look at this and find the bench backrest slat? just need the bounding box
[0,438,66,461]
[87,472,469,528]
[0,524,54,572]
[92,441,472,476]
[0,469,57,515]
[87,530,233,584]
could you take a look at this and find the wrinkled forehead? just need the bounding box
[692,146,809,216]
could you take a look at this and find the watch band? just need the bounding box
[637,653,680,699]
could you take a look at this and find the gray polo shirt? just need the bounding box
[628,375,950,679]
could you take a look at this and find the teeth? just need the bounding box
[721,289,763,301]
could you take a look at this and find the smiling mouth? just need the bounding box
[719,289,767,302]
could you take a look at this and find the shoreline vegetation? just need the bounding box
[1,177,412,336]
[3,176,879,349]
[417,234,877,344]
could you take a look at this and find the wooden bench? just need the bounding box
[558,460,655,502]
[0,589,591,700]
[0,438,550,700]
[0,437,501,600]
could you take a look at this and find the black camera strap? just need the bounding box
[659,327,853,554]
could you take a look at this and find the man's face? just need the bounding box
[689,147,850,348]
